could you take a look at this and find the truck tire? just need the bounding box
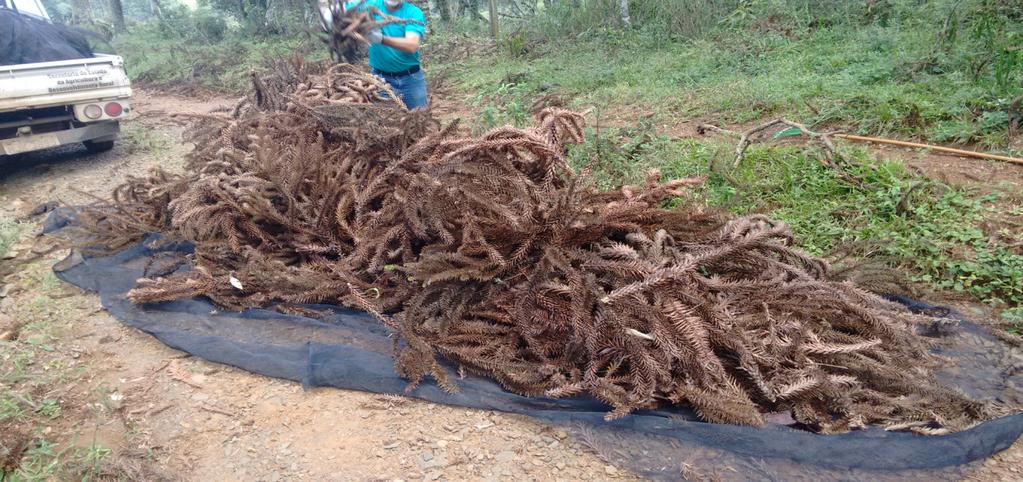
[84,139,115,154]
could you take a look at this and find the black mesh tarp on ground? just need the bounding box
[0,9,93,66]
[48,216,1023,480]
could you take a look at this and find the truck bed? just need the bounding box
[0,54,132,113]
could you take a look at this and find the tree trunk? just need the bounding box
[457,0,483,21]
[434,0,451,21]
[149,0,163,20]
[618,0,630,27]
[487,0,497,37]
[71,0,93,24]
[109,0,126,32]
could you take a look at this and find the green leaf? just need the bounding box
[772,127,803,139]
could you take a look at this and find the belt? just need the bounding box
[373,65,421,77]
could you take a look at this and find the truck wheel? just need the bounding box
[84,140,115,154]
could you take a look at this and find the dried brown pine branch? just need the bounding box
[69,59,992,433]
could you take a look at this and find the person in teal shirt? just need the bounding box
[334,0,429,109]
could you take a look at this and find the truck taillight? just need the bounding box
[83,104,103,119]
[104,102,123,117]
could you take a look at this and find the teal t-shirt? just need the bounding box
[347,0,426,73]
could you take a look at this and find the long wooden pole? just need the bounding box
[487,0,498,38]
[835,134,1023,166]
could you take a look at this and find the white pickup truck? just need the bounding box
[0,0,132,157]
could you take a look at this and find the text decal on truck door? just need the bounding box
[46,69,114,94]
[46,68,109,79]
[48,81,116,94]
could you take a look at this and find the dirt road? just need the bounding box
[1,91,1021,481]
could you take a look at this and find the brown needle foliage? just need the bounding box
[71,60,990,433]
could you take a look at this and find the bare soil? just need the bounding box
[1,90,1021,481]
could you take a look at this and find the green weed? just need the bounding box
[0,438,114,482]
[0,395,59,422]
[36,399,61,419]
[470,82,532,132]
[9,439,63,481]
[0,395,26,421]
[1,349,36,385]
[79,443,112,482]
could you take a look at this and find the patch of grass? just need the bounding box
[35,399,61,420]
[468,82,534,133]
[565,122,1023,318]
[39,273,62,294]
[78,442,113,481]
[431,8,1022,149]
[1,348,36,385]
[121,124,171,154]
[0,217,21,259]
[9,439,63,481]
[0,395,27,421]
[0,395,60,422]
[19,261,65,297]
[0,258,115,479]
[2,438,113,482]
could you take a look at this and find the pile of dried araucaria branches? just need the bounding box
[71,59,990,434]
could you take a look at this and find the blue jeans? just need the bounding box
[373,69,429,110]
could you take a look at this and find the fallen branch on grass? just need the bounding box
[699,119,863,185]
[700,119,1023,167]
[835,134,1023,166]
[698,118,845,167]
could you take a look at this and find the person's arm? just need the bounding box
[380,32,421,54]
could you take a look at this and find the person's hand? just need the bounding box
[367,29,384,45]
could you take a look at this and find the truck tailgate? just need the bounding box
[0,54,131,112]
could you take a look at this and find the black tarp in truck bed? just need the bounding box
[0,9,93,67]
